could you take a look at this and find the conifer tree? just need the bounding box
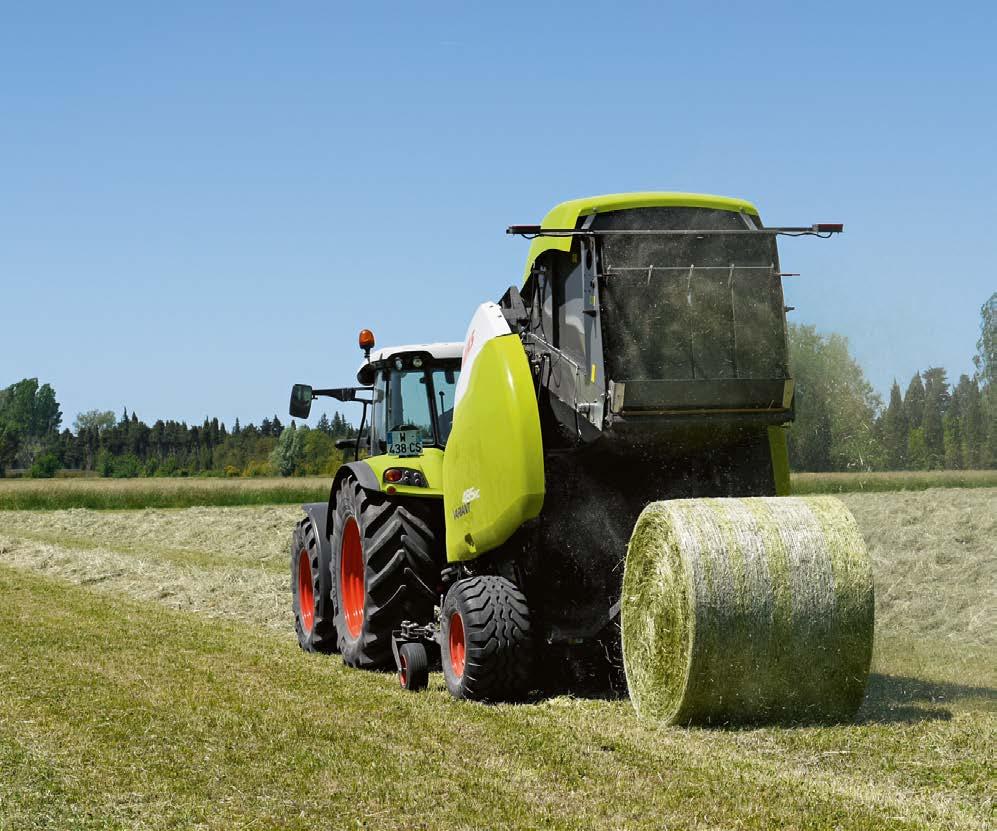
[904,374,925,430]
[921,368,948,468]
[880,380,908,469]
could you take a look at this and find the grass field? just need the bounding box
[791,470,997,494]
[0,489,994,829]
[0,476,331,510]
[2,470,995,510]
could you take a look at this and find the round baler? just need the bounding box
[289,193,872,724]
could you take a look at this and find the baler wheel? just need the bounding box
[330,475,439,669]
[290,516,338,653]
[442,576,532,702]
[398,642,430,692]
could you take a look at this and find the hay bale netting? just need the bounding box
[621,496,874,725]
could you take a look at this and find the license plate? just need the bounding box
[387,430,423,457]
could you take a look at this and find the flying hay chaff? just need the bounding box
[621,496,874,725]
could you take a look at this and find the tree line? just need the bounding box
[3,294,993,478]
[787,294,995,471]
[0,385,356,478]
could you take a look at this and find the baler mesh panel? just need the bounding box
[595,208,788,382]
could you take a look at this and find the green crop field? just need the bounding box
[0,488,994,829]
[2,470,996,511]
[0,476,332,510]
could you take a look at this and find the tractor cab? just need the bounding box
[356,342,463,456]
[288,332,462,499]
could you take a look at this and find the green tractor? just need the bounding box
[288,337,462,671]
[289,191,854,708]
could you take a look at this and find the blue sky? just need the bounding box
[2,2,994,429]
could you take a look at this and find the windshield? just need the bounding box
[386,370,435,443]
[383,362,460,450]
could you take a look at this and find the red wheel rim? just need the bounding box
[399,653,408,688]
[340,517,364,639]
[448,611,466,678]
[297,549,315,634]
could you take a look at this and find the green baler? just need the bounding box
[287,192,869,719]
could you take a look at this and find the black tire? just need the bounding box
[442,576,533,701]
[330,475,439,669]
[291,515,338,653]
[398,642,430,692]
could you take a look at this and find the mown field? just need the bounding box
[0,487,994,829]
[1,469,995,510]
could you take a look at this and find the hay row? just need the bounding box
[0,522,292,632]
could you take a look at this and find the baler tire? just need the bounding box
[398,642,430,692]
[331,475,439,670]
[442,576,533,702]
[291,516,338,653]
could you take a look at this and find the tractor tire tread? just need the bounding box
[332,475,439,670]
[443,575,532,701]
[291,516,337,653]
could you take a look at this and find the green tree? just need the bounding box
[270,422,303,476]
[0,420,18,475]
[943,412,963,469]
[904,373,926,430]
[299,427,342,475]
[0,379,62,469]
[787,324,883,471]
[96,448,115,477]
[879,380,908,469]
[975,292,995,387]
[921,367,948,469]
[29,452,60,478]
[907,427,929,470]
[32,383,62,437]
[977,295,997,468]
[73,409,116,434]
[955,375,985,468]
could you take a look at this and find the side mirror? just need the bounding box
[289,384,313,419]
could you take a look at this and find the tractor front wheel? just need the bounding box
[442,576,533,701]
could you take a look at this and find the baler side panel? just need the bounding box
[442,335,545,563]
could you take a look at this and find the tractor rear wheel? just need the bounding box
[291,515,338,653]
[442,576,533,701]
[330,475,439,669]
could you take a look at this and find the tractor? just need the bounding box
[289,192,846,704]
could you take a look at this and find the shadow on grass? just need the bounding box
[534,666,996,728]
[855,673,996,724]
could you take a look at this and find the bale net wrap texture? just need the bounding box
[621,496,874,725]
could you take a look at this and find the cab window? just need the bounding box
[430,368,459,444]
[386,370,436,445]
[369,370,387,452]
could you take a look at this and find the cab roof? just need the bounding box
[521,191,760,280]
[356,342,463,384]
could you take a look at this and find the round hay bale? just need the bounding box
[620,496,874,725]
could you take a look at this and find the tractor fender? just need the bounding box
[300,501,331,543]
[326,460,381,535]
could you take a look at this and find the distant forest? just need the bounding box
[2,295,994,478]
[0,395,356,479]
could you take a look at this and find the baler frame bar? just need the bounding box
[507,225,843,238]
